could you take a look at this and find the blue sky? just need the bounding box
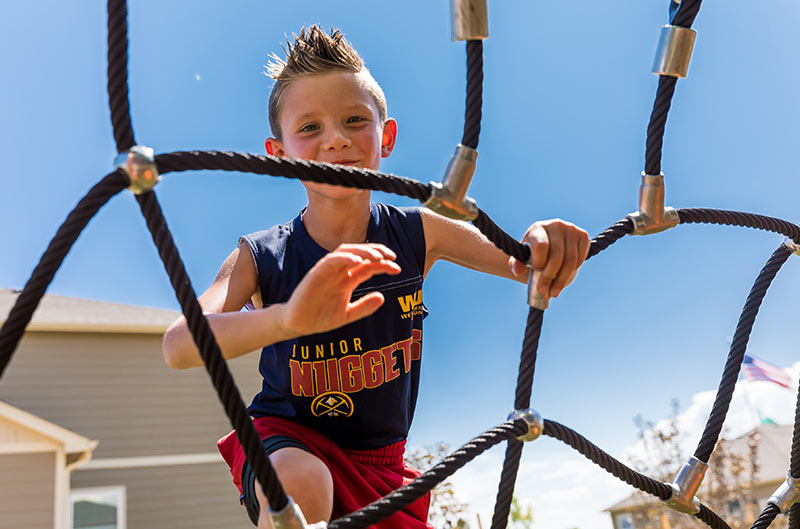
[2,1,799,527]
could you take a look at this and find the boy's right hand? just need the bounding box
[278,243,401,338]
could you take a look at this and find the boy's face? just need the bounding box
[266,72,396,199]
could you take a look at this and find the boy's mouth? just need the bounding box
[331,159,358,166]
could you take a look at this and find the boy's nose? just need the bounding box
[322,128,351,151]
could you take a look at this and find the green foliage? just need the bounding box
[509,496,534,529]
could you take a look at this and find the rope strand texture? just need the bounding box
[155,150,431,202]
[694,245,792,463]
[678,208,800,243]
[107,0,135,152]
[545,419,673,499]
[134,191,288,512]
[462,40,483,149]
[643,0,703,176]
[0,171,128,378]
[696,503,733,529]
[327,420,528,529]
[490,308,544,529]
[751,504,781,529]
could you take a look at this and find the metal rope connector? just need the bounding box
[652,25,697,78]
[114,145,160,195]
[269,496,328,529]
[767,472,800,513]
[523,243,549,310]
[450,0,489,41]
[662,457,707,515]
[508,408,544,442]
[424,144,479,221]
[783,238,800,256]
[628,172,680,235]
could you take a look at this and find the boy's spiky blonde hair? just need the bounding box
[266,25,388,140]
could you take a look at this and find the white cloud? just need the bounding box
[625,361,800,468]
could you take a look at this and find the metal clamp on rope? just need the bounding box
[662,457,707,515]
[783,238,800,256]
[269,497,328,529]
[628,172,679,235]
[114,145,160,195]
[524,242,549,310]
[450,0,489,41]
[652,25,697,78]
[767,472,800,513]
[508,408,544,442]
[424,144,479,221]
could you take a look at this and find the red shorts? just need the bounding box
[217,416,432,529]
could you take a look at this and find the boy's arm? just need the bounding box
[163,242,400,369]
[420,208,590,298]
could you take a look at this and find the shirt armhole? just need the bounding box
[238,235,266,309]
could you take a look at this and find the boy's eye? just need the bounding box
[346,116,367,124]
[299,123,319,133]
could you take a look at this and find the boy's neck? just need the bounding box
[302,191,372,251]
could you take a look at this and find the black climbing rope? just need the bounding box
[462,40,483,150]
[0,171,128,378]
[134,190,289,512]
[694,245,793,463]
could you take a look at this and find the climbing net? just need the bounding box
[1,1,799,528]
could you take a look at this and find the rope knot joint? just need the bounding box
[783,238,800,256]
[424,144,479,221]
[508,408,544,442]
[767,472,800,514]
[628,172,680,235]
[114,145,160,195]
[662,456,707,515]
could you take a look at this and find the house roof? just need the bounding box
[606,423,793,513]
[0,400,97,455]
[0,289,180,335]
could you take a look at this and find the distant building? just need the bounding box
[0,289,262,529]
[606,423,792,529]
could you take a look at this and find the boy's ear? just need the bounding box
[265,138,285,157]
[380,119,397,158]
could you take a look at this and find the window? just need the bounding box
[616,513,634,529]
[70,487,126,529]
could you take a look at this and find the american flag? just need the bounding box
[742,354,791,388]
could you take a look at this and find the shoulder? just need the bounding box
[240,218,295,264]
[373,203,423,231]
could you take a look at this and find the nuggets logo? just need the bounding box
[311,392,354,417]
[397,289,423,319]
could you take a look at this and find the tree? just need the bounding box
[509,496,534,529]
[625,400,778,529]
[405,443,471,529]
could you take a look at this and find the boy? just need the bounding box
[163,26,589,529]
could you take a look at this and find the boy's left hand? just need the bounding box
[508,219,590,298]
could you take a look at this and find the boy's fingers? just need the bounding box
[578,231,591,262]
[525,225,549,271]
[346,259,401,285]
[345,292,385,323]
[336,243,397,261]
[537,231,564,295]
[550,243,578,297]
[508,256,526,277]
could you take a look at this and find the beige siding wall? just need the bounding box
[0,452,55,529]
[0,332,262,459]
[72,462,247,529]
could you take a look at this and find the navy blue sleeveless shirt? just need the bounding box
[241,203,427,450]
